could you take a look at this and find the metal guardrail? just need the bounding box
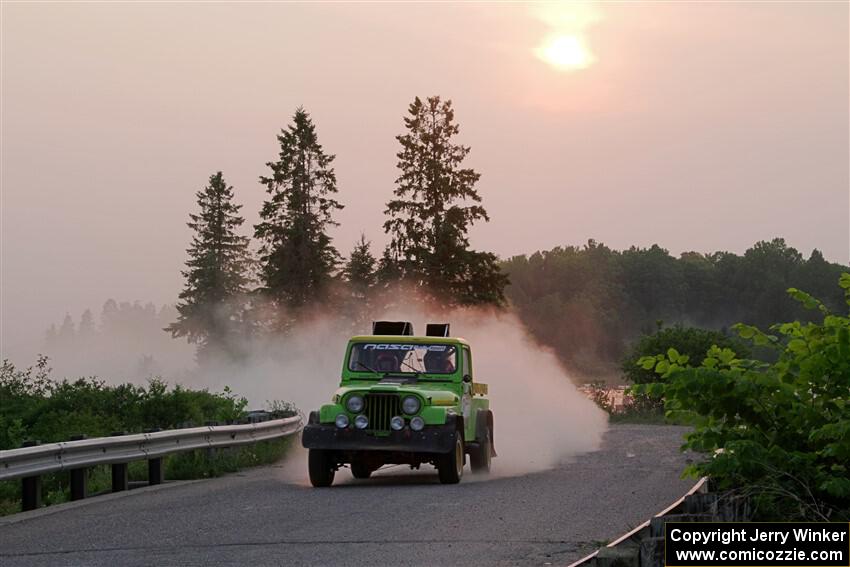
[0,416,303,512]
[566,477,709,567]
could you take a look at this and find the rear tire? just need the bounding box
[308,449,335,487]
[470,429,492,474]
[438,434,464,484]
[350,460,372,479]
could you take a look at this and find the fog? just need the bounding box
[2,2,848,364]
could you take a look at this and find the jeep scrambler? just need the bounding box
[301,321,495,486]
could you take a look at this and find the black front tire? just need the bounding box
[308,449,335,487]
[438,434,464,484]
[350,460,373,479]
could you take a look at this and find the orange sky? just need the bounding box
[1,2,848,360]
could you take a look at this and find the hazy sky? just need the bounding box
[2,2,848,362]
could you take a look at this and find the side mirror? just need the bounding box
[462,374,472,383]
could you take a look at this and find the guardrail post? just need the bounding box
[68,435,88,501]
[143,428,164,486]
[110,431,129,492]
[70,468,87,500]
[148,458,164,485]
[20,440,42,511]
[204,421,219,460]
[22,476,42,511]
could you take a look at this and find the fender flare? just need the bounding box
[449,414,464,441]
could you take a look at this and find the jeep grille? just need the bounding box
[364,393,400,433]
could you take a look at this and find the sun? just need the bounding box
[536,35,594,71]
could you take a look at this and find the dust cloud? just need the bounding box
[450,310,609,475]
[34,302,608,478]
[216,305,608,477]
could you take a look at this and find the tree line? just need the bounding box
[502,238,849,376]
[42,301,188,380]
[40,96,848,377]
[166,96,507,361]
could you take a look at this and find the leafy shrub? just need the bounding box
[622,324,750,385]
[0,360,253,450]
[636,274,850,521]
[266,399,299,418]
[0,361,298,515]
[622,324,751,415]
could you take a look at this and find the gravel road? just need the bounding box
[0,423,694,566]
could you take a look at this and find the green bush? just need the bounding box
[636,274,850,521]
[0,359,298,515]
[620,324,750,416]
[622,324,750,385]
[0,360,252,450]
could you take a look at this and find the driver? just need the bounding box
[424,349,455,373]
[374,352,400,373]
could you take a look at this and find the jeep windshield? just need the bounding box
[348,343,457,376]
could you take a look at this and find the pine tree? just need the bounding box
[44,324,58,349]
[78,309,96,338]
[383,96,508,305]
[166,171,252,358]
[255,108,343,312]
[58,313,76,343]
[342,235,377,297]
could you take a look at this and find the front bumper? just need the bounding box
[301,413,458,454]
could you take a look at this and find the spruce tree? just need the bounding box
[58,313,76,342]
[383,96,508,305]
[44,324,58,349]
[78,309,96,338]
[342,235,377,298]
[167,172,252,358]
[255,108,343,313]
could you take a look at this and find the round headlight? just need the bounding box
[354,414,369,430]
[346,395,364,413]
[402,396,421,415]
[390,416,405,431]
[335,414,350,429]
[410,416,425,431]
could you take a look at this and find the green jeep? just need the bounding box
[301,321,495,486]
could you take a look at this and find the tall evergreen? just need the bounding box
[342,235,377,297]
[58,313,76,342]
[383,95,507,305]
[78,309,96,338]
[166,172,252,358]
[44,324,58,349]
[255,108,343,313]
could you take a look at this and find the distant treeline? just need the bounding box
[502,238,849,376]
[41,300,190,381]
